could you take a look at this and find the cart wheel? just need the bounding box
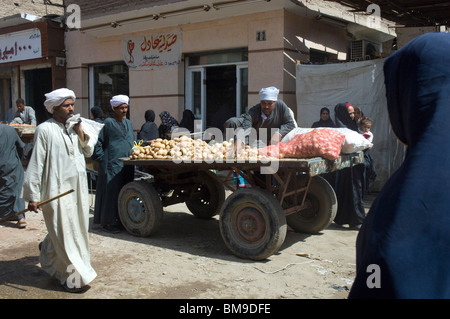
[284,175,337,234]
[219,188,287,260]
[186,171,225,219]
[118,180,163,237]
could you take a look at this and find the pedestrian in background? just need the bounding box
[331,102,366,229]
[0,123,26,228]
[92,95,135,233]
[137,109,158,141]
[311,107,335,128]
[10,98,37,126]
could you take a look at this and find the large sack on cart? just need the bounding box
[261,128,345,160]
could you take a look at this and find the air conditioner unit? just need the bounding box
[350,40,381,60]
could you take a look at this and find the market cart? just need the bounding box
[118,152,364,260]
[9,124,36,167]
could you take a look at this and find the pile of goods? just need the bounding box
[260,128,346,161]
[8,123,36,137]
[129,136,264,161]
[129,128,350,162]
[8,124,35,127]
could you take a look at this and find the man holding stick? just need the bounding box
[22,88,97,293]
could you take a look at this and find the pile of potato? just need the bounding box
[129,135,267,161]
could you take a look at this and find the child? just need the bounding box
[359,117,373,143]
[354,106,363,125]
[359,117,376,194]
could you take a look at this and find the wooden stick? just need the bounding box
[0,189,75,223]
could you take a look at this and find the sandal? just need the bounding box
[61,281,90,293]
[17,218,27,229]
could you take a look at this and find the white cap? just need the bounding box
[259,86,279,101]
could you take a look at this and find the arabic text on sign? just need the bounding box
[140,34,178,53]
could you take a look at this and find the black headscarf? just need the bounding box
[334,102,358,131]
[137,109,158,141]
[311,107,335,128]
[144,109,155,122]
[179,109,195,133]
[349,32,450,299]
[91,106,104,123]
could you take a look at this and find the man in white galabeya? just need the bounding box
[22,88,97,293]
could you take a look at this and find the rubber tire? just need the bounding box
[118,180,163,237]
[185,171,225,219]
[219,188,287,260]
[285,175,337,234]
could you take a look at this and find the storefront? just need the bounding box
[65,2,394,133]
[0,17,66,124]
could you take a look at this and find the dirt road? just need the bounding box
[0,192,375,301]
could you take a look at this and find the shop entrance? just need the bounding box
[185,50,248,133]
[206,65,236,131]
[24,68,52,125]
[0,77,12,122]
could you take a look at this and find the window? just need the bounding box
[89,62,129,118]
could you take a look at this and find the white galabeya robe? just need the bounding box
[23,118,97,286]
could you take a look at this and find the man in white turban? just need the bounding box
[110,94,130,109]
[43,88,77,114]
[92,94,135,233]
[23,88,97,293]
[224,86,296,147]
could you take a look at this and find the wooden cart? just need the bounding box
[118,152,364,260]
[9,124,36,168]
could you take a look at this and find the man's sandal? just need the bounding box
[17,218,27,228]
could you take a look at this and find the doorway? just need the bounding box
[185,49,248,132]
[206,65,236,131]
[0,77,12,122]
[24,68,52,125]
[186,63,248,132]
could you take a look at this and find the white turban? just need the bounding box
[259,86,279,101]
[44,88,76,114]
[110,95,129,109]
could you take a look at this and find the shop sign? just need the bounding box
[0,28,42,63]
[122,31,181,70]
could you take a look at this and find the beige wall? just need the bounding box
[66,9,349,130]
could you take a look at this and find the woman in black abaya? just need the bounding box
[137,109,158,141]
[349,32,450,298]
[311,107,335,128]
[331,102,366,229]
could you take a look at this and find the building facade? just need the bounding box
[0,0,64,124]
[65,0,395,132]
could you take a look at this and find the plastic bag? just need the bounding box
[66,113,104,149]
[331,128,373,153]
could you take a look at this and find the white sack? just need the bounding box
[66,114,104,149]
